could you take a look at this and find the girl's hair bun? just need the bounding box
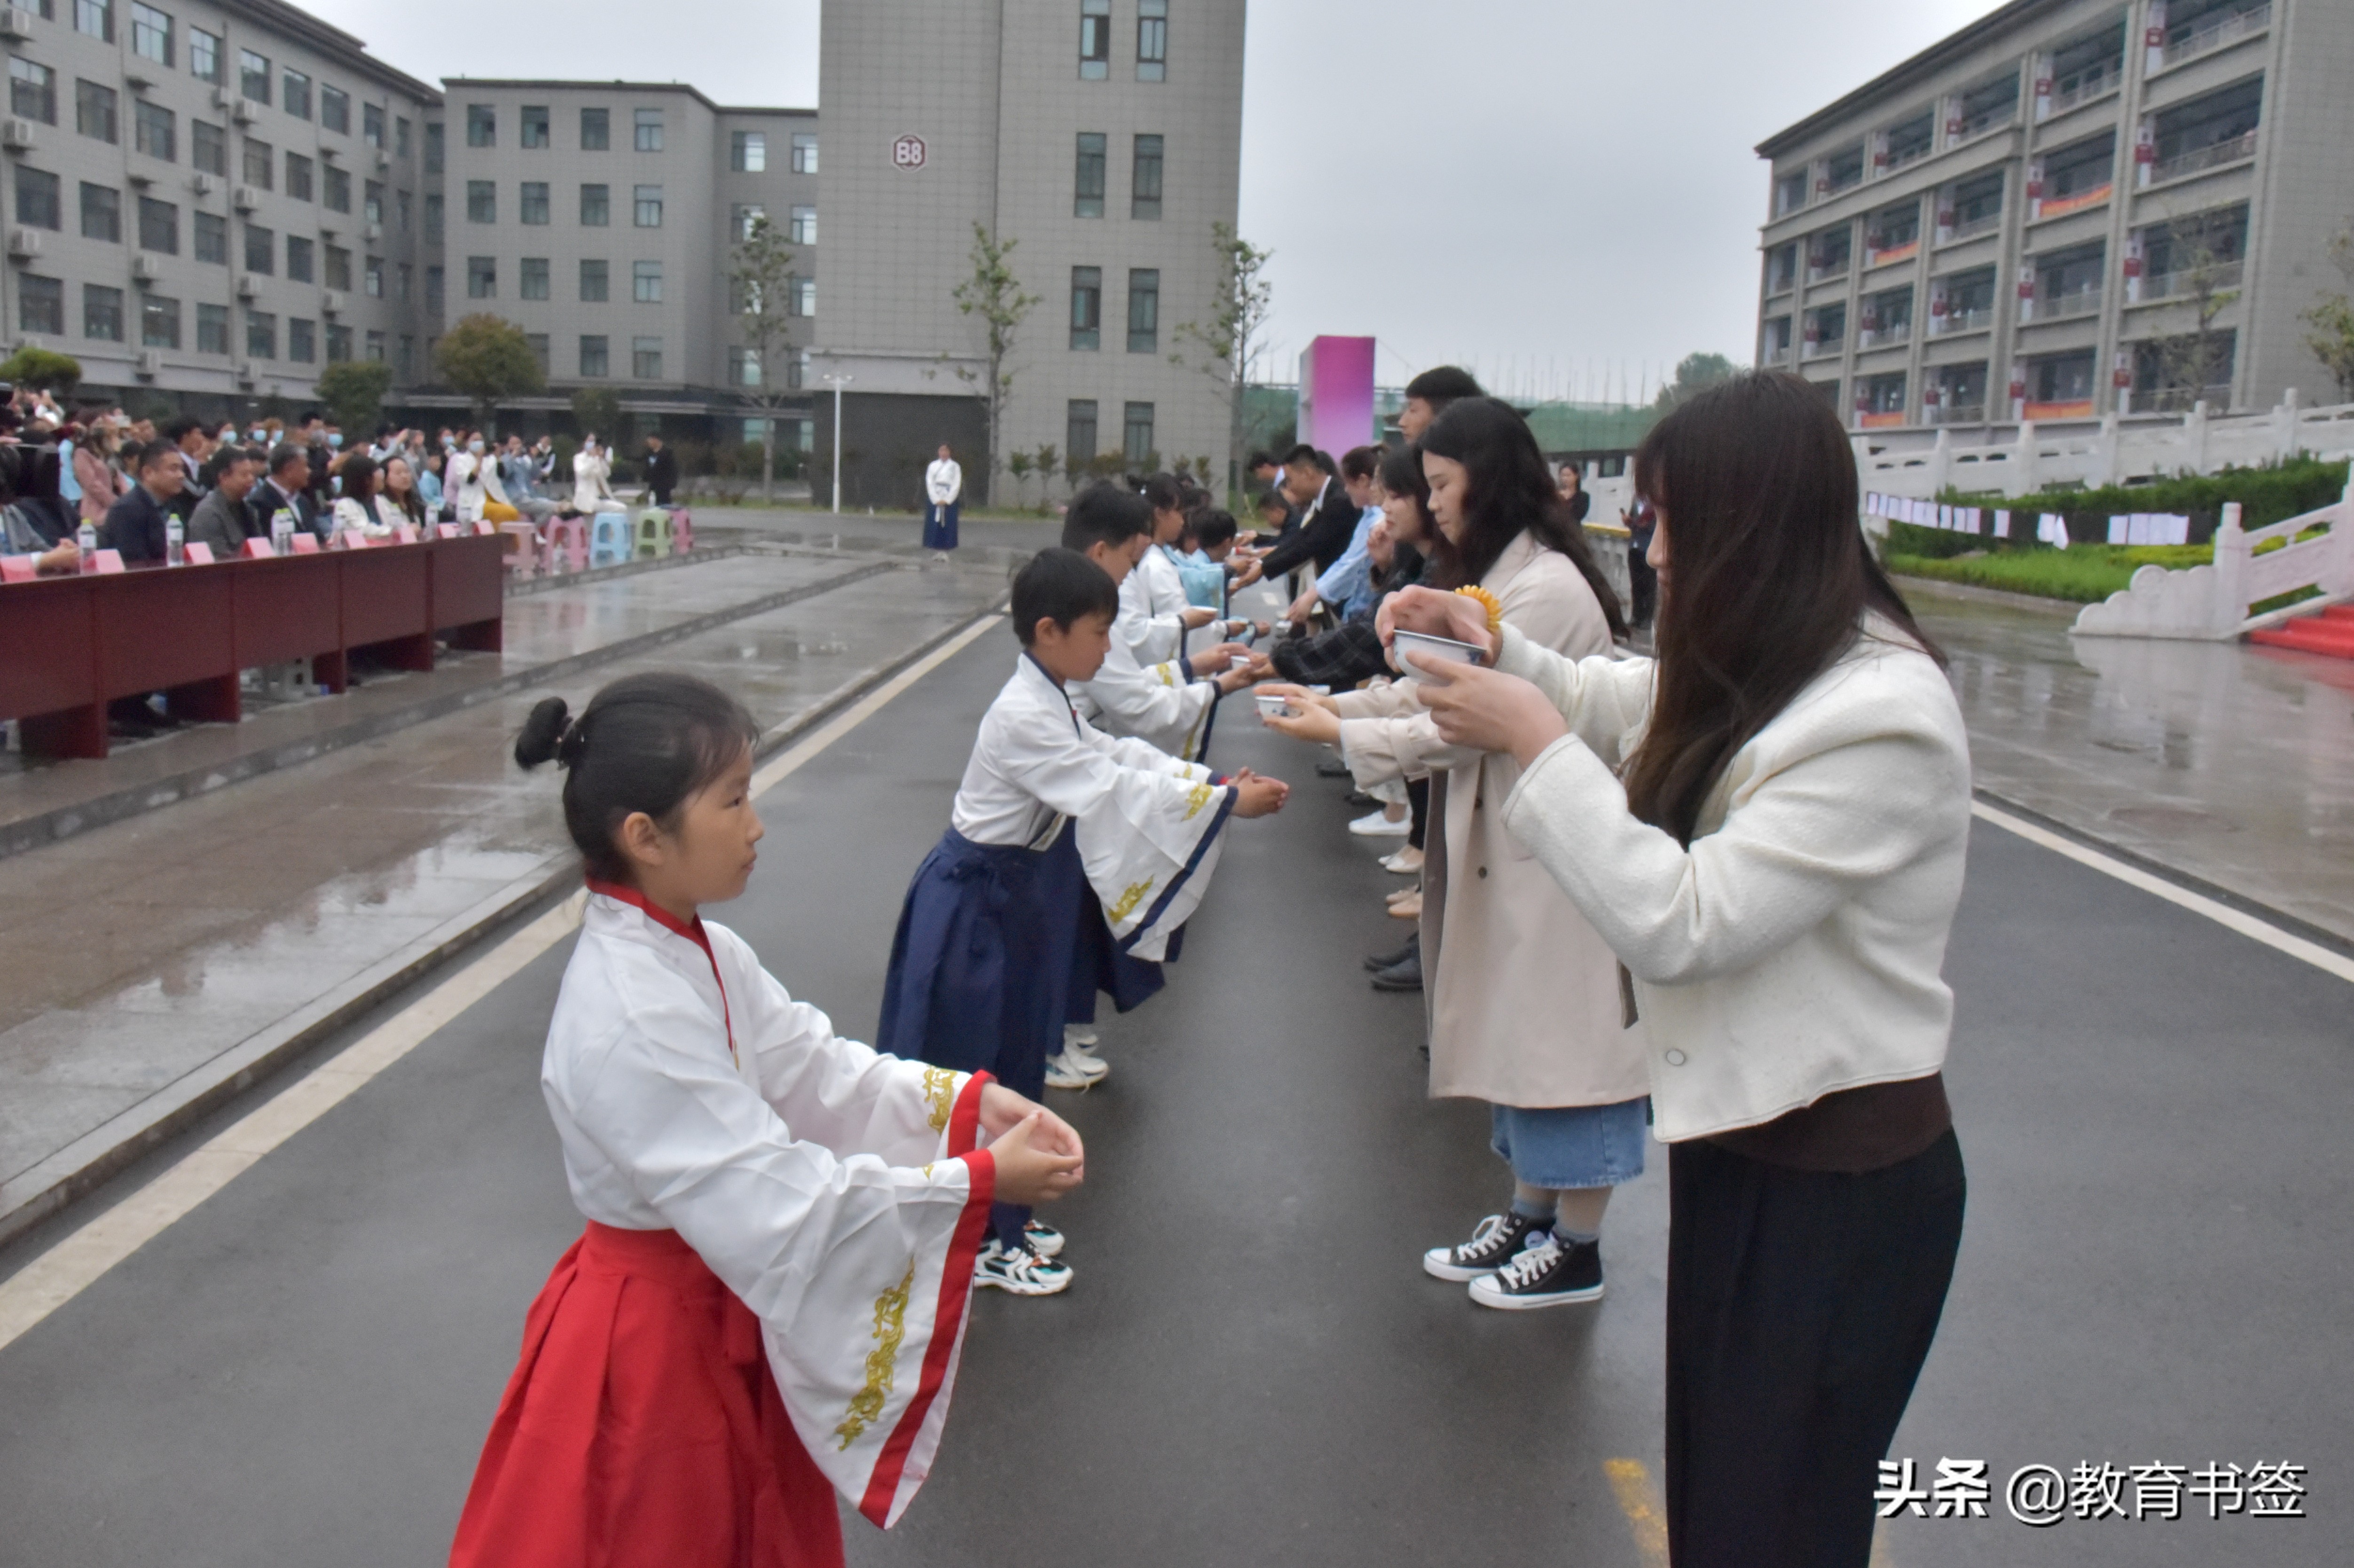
[514,696,572,769]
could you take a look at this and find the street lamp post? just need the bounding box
[820,374,852,514]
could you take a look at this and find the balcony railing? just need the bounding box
[2127,384,2232,414]
[2161,2,2269,70]
[1806,259,1852,284]
[2027,286,2104,322]
[1884,142,1932,176]
[2148,129,2259,187]
[1761,345,1792,368]
[2138,260,2246,302]
[1952,105,2016,143]
[1927,401,1988,425]
[1947,210,2003,242]
[1856,322,1915,350]
[2047,65,2119,116]
[1930,305,1996,336]
[1801,336,1844,360]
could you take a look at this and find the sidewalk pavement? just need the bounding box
[0,542,1020,1244]
[1908,580,2354,948]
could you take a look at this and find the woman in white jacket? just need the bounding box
[1262,400,1649,1313]
[1388,371,1970,1568]
[574,434,620,513]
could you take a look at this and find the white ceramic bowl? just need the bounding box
[1254,693,1295,719]
[1392,629,1483,682]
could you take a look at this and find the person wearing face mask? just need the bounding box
[447,432,494,524]
[573,434,620,513]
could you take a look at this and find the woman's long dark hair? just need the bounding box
[1419,397,1626,639]
[1623,371,1944,844]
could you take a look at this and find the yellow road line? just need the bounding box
[0,615,999,1355]
[1604,1458,1668,1568]
[1971,801,2354,986]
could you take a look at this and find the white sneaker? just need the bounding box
[1349,808,1411,838]
[1061,1040,1109,1080]
[1044,1053,1094,1090]
[974,1239,1073,1295]
[1022,1220,1067,1258]
[1064,1023,1099,1048]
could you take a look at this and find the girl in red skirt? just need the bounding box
[450,672,1085,1568]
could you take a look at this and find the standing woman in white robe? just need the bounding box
[448,672,1085,1568]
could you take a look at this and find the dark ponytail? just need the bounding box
[515,672,760,883]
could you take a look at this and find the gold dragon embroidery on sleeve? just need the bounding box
[834,1262,917,1450]
[920,1066,957,1132]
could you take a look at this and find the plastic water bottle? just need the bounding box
[165,514,185,566]
[272,510,295,555]
[76,520,97,572]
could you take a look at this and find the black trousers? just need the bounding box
[1665,1130,1965,1568]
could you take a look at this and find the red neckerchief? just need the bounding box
[586,878,736,1065]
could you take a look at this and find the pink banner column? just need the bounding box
[1297,336,1377,458]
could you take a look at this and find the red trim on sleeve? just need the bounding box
[946,1071,991,1158]
[856,1149,995,1528]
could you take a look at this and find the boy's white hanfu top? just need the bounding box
[1120,548,1194,666]
[1073,622,1217,763]
[954,654,1235,959]
[544,886,997,1528]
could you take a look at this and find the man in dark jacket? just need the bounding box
[1254,445,1357,580]
[248,444,320,542]
[643,435,678,506]
[99,439,187,563]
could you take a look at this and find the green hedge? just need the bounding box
[1886,544,2211,603]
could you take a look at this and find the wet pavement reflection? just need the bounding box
[1913,583,2354,941]
[0,552,1013,1201]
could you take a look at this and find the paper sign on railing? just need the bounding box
[0,555,35,583]
[290,533,320,554]
[183,541,215,564]
[92,549,125,573]
[242,537,275,559]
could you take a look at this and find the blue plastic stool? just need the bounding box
[589,510,631,568]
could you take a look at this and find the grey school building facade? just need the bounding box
[1753,0,2349,431]
[0,0,1250,505]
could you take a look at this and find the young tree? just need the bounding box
[1031,443,1058,505]
[1170,223,1273,496]
[950,223,1040,504]
[725,213,800,501]
[2156,230,2242,409]
[316,360,394,437]
[2301,219,2354,402]
[1006,449,1033,507]
[571,385,626,447]
[434,314,543,429]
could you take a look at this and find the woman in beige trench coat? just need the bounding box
[1262,398,1649,1310]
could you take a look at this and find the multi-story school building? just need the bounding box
[814,0,1246,505]
[1752,0,2350,430]
[0,0,438,414]
[0,0,1251,501]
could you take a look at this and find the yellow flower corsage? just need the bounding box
[1454,585,1504,634]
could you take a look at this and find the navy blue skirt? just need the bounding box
[878,824,1085,1104]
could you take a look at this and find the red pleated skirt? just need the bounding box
[448,1222,844,1568]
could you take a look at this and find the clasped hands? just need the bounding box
[978,1082,1085,1206]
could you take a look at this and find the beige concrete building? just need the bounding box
[816,0,1245,505]
[438,79,819,441]
[2,0,437,412]
[1754,0,2353,432]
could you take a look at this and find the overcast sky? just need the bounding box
[305,0,2008,400]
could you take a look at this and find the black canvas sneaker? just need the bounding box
[1468,1233,1605,1309]
[1422,1211,1550,1283]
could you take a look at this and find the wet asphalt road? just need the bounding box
[1,624,2348,1568]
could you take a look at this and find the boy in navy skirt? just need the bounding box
[879,545,1287,1294]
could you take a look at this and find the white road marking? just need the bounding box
[1972,801,2354,985]
[0,612,1004,1355]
